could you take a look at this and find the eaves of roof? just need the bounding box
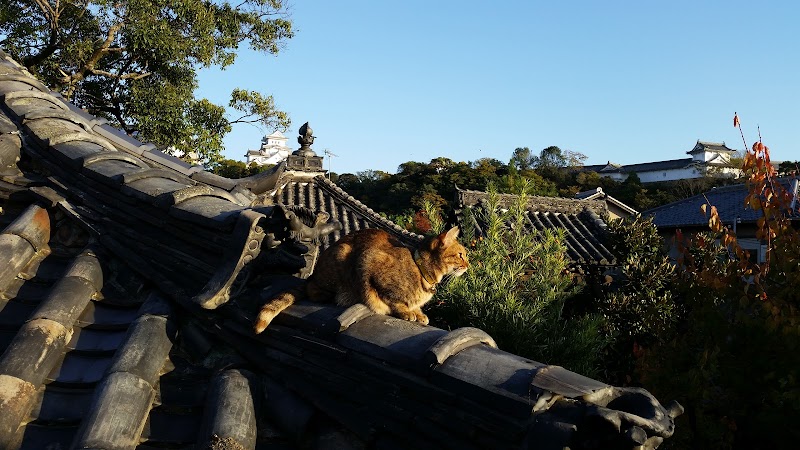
[574,188,639,216]
[604,194,639,216]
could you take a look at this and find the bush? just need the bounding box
[597,215,683,385]
[427,186,609,377]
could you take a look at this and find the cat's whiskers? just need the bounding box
[438,272,458,288]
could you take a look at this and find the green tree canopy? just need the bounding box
[777,160,799,176]
[0,0,293,166]
[510,147,535,171]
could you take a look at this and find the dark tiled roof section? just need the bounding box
[0,50,254,231]
[0,209,152,448]
[457,187,609,217]
[208,296,679,448]
[0,204,286,449]
[456,188,616,266]
[72,292,175,449]
[274,173,423,248]
[583,159,704,174]
[582,164,608,172]
[644,179,798,229]
[616,158,695,173]
[526,209,617,266]
[688,141,737,155]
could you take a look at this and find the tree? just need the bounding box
[0,0,293,166]
[533,146,567,171]
[598,215,681,385]
[533,146,587,171]
[532,146,587,185]
[777,160,799,176]
[510,147,535,171]
[210,159,273,178]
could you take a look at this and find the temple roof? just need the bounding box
[0,49,678,449]
[455,188,618,267]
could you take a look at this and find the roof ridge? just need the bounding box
[314,175,423,241]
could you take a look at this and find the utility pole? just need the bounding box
[323,148,338,179]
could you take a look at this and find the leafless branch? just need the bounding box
[230,115,259,124]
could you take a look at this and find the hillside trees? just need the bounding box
[334,143,736,222]
[0,0,293,166]
[777,160,799,176]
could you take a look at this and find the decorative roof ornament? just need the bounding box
[286,122,324,172]
[293,122,317,157]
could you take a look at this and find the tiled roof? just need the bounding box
[264,170,423,249]
[456,189,618,267]
[687,141,737,155]
[583,159,697,174]
[575,187,639,217]
[0,49,680,449]
[582,141,737,177]
[644,179,799,229]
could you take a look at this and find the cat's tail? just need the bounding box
[254,285,306,334]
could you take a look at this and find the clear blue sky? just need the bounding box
[196,0,800,175]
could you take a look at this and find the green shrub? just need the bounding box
[597,215,683,384]
[427,186,608,377]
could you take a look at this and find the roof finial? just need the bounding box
[294,122,317,157]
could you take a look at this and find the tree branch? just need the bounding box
[230,115,259,124]
[23,0,62,68]
[84,22,125,72]
[89,69,152,80]
[60,21,125,96]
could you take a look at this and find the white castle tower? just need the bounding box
[245,131,290,166]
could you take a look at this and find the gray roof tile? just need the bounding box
[644,179,798,228]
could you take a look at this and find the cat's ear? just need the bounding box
[438,226,460,246]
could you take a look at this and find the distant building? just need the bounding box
[245,131,290,166]
[584,140,741,183]
[644,178,800,263]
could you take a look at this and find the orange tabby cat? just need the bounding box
[254,226,468,333]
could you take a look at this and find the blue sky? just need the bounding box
[196,0,800,175]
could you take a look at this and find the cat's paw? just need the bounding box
[395,310,417,322]
[414,312,429,325]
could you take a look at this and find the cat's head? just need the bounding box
[424,226,469,280]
